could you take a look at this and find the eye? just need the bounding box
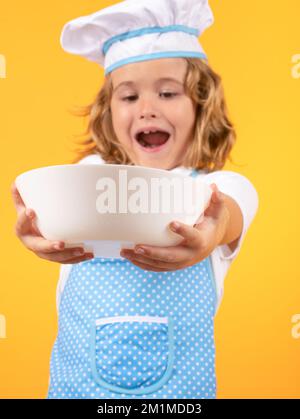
[122,95,138,102]
[121,92,178,102]
[160,92,178,99]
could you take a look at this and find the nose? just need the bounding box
[140,111,157,119]
[138,96,161,119]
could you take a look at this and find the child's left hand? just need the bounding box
[120,183,230,272]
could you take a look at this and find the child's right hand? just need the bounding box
[11,182,94,264]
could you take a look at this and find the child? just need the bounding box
[12,0,259,399]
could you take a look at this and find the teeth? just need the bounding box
[142,130,158,135]
[139,138,156,148]
[136,129,166,137]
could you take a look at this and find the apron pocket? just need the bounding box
[90,315,175,395]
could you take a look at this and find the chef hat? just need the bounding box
[60,0,214,75]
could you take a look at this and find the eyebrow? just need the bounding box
[113,77,184,92]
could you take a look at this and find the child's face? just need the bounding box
[110,58,196,170]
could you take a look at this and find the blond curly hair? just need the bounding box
[68,58,236,172]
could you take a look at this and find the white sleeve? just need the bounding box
[202,170,259,260]
[56,153,105,314]
[202,171,259,313]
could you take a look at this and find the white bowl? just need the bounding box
[15,164,212,258]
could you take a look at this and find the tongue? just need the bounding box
[140,131,169,146]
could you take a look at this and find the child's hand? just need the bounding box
[11,182,94,264]
[120,184,229,272]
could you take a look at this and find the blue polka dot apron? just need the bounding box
[47,170,218,399]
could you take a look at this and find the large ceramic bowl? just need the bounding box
[15,164,212,258]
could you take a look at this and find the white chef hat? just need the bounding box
[60,0,214,75]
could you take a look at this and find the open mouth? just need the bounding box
[135,131,170,151]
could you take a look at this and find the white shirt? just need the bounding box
[56,154,259,315]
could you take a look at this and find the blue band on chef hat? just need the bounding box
[103,24,207,75]
[103,25,200,55]
[105,51,207,75]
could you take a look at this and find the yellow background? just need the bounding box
[1,0,300,398]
